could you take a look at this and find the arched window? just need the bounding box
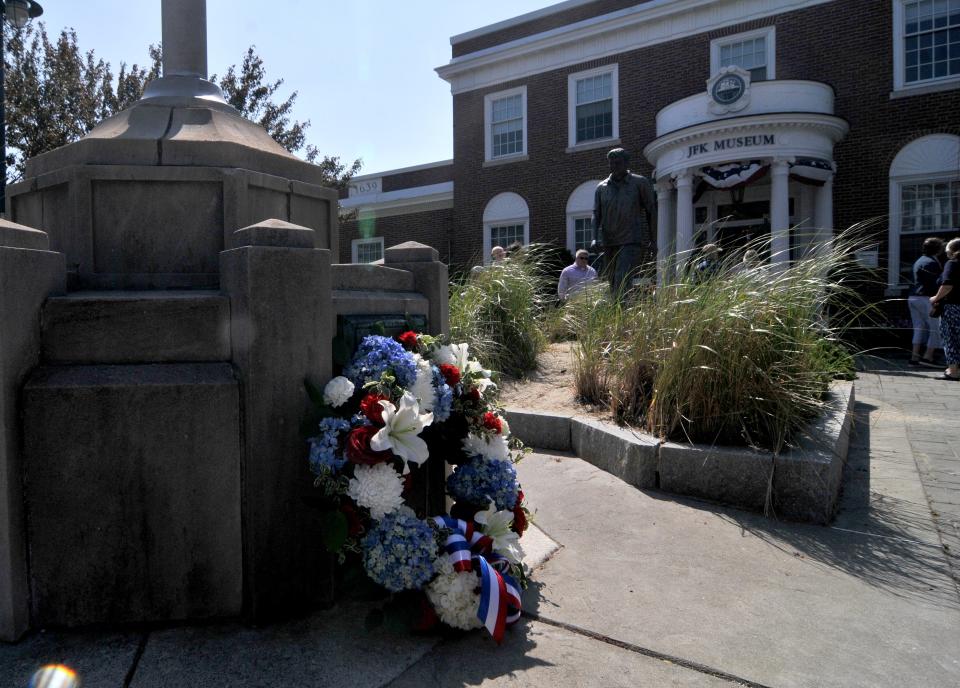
[888,134,960,290]
[482,192,529,263]
[565,180,603,254]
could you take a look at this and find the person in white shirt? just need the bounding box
[558,249,598,300]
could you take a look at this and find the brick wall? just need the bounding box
[339,208,454,264]
[450,0,960,274]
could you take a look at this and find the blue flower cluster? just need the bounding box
[431,366,453,423]
[447,456,518,510]
[343,335,417,389]
[308,417,351,474]
[362,510,439,592]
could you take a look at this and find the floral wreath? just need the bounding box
[306,331,530,643]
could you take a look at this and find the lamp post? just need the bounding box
[0,0,42,216]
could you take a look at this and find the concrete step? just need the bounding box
[21,363,242,627]
[41,290,231,364]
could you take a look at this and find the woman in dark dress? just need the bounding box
[931,238,960,380]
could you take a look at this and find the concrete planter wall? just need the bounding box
[506,381,855,525]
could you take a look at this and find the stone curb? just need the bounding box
[505,381,855,525]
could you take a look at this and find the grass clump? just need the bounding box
[449,245,558,378]
[565,232,869,453]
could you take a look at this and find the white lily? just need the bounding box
[475,501,523,565]
[370,392,434,467]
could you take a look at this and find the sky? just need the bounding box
[35,0,559,175]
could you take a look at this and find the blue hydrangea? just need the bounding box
[343,335,417,389]
[447,456,518,510]
[350,412,372,427]
[308,417,350,474]
[431,366,453,423]
[362,509,439,592]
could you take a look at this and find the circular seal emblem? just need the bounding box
[712,74,746,105]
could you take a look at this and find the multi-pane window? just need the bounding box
[353,238,383,263]
[901,181,960,232]
[903,0,960,84]
[719,36,768,81]
[575,73,613,143]
[573,217,595,252]
[490,224,525,249]
[490,94,524,158]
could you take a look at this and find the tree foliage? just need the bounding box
[3,24,359,189]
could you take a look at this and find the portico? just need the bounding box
[644,71,848,273]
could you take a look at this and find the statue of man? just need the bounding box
[593,148,657,294]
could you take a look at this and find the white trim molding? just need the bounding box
[351,236,385,264]
[891,0,960,96]
[567,63,620,150]
[436,0,835,94]
[484,85,528,162]
[339,181,454,220]
[710,25,776,79]
[348,159,453,184]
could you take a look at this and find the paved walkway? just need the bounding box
[2,360,959,687]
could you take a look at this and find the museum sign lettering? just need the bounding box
[687,134,775,158]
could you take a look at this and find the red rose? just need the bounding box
[465,387,481,402]
[396,331,419,351]
[412,593,440,632]
[345,425,392,465]
[511,490,528,536]
[482,411,503,434]
[340,502,364,537]
[360,393,390,425]
[439,363,461,386]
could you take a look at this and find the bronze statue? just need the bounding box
[593,148,657,294]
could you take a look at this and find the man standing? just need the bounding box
[593,148,657,295]
[558,249,598,300]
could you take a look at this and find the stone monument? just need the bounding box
[0,0,448,642]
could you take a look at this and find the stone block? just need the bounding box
[570,416,658,489]
[504,409,573,451]
[772,381,855,524]
[231,219,316,249]
[330,264,416,292]
[658,442,773,512]
[22,363,242,627]
[220,245,334,621]
[0,219,49,250]
[41,291,230,364]
[0,244,64,642]
[384,241,439,264]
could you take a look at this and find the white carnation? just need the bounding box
[463,432,510,462]
[347,463,404,520]
[409,355,437,412]
[499,416,511,437]
[426,560,483,630]
[323,376,354,407]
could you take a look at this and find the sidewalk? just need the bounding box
[2,360,959,687]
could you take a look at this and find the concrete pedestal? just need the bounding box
[220,221,334,621]
[0,223,65,642]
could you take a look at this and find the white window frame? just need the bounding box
[351,236,384,264]
[567,64,620,151]
[566,214,596,254]
[483,221,530,264]
[892,0,960,96]
[483,86,528,163]
[710,26,776,79]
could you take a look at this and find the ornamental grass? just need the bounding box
[449,244,557,379]
[564,229,869,453]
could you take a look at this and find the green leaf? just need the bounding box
[304,378,325,407]
[319,510,349,553]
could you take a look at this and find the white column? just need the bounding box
[655,180,674,283]
[162,0,208,79]
[770,158,792,264]
[674,171,694,258]
[814,174,834,250]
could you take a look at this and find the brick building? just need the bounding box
[342,0,960,296]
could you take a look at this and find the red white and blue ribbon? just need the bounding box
[433,515,522,643]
